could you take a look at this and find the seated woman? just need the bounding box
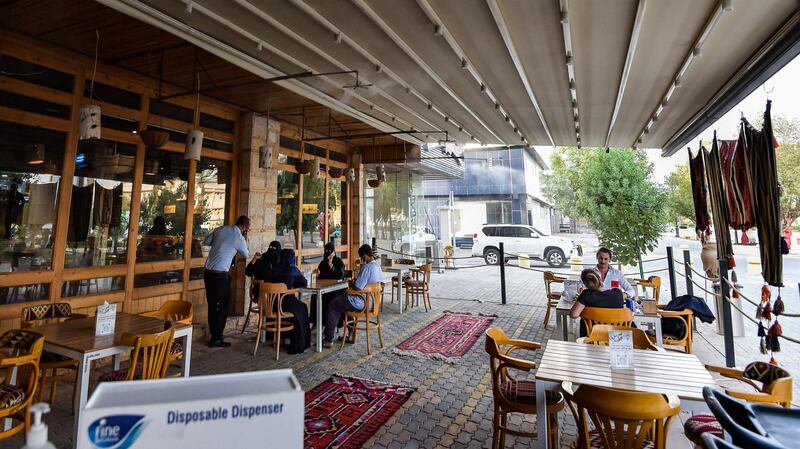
[569,268,625,336]
[263,248,311,354]
[310,242,345,328]
[246,241,282,294]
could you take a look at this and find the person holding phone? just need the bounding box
[593,247,635,299]
[310,243,345,328]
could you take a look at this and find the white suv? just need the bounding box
[471,224,581,267]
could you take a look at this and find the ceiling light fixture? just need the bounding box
[461,58,468,69]
[566,53,574,66]
[692,47,702,58]
[560,10,569,23]
[480,83,486,92]
[569,79,576,91]
[495,102,500,109]
[257,41,263,51]
[427,103,432,110]
[434,24,442,36]
[185,1,193,14]
[722,0,734,12]
[674,76,682,88]
[334,33,342,44]
[375,64,382,73]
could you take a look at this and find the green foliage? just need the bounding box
[139,178,212,239]
[773,116,800,227]
[542,149,584,220]
[664,163,695,224]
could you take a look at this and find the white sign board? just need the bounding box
[77,369,304,449]
[609,330,634,369]
[95,303,117,337]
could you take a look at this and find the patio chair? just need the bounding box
[634,275,661,301]
[562,381,680,449]
[0,329,44,441]
[699,386,784,449]
[443,246,455,268]
[700,434,742,449]
[140,300,193,374]
[240,281,260,333]
[405,263,432,312]
[579,307,633,337]
[657,306,693,353]
[684,362,792,446]
[485,327,564,449]
[341,282,384,355]
[543,271,566,327]
[99,327,175,382]
[576,324,663,351]
[20,303,85,412]
[252,281,296,360]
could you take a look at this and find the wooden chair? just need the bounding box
[252,281,296,360]
[341,282,384,355]
[140,300,193,373]
[405,263,432,312]
[20,303,84,412]
[443,245,455,268]
[580,307,633,337]
[562,381,680,449]
[241,282,260,333]
[635,276,661,301]
[576,325,663,351]
[99,328,175,382]
[0,329,44,441]
[684,361,792,446]
[657,305,693,353]
[485,327,565,449]
[543,271,566,327]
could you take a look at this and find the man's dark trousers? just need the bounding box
[204,270,230,342]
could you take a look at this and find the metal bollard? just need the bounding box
[499,242,507,305]
[666,247,677,302]
[683,249,694,297]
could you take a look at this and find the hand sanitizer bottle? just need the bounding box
[21,403,56,449]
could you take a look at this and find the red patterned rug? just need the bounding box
[304,375,414,449]
[393,312,496,362]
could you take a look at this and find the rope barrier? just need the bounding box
[375,246,481,260]
[672,259,717,282]
[719,277,800,318]
[718,292,800,345]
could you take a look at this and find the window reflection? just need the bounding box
[62,276,124,297]
[302,174,326,250]
[134,269,183,288]
[192,157,229,258]
[0,120,64,274]
[65,139,133,268]
[276,170,298,249]
[137,149,188,262]
[330,179,347,245]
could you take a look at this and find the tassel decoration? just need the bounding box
[758,322,767,337]
[761,302,772,321]
[760,337,768,354]
[770,357,779,366]
[761,284,771,302]
[774,295,785,315]
[768,320,783,337]
[756,303,763,320]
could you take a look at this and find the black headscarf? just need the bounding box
[268,248,306,288]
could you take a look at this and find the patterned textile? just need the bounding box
[393,312,495,362]
[304,375,414,449]
[99,369,138,382]
[689,148,712,238]
[744,361,790,385]
[170,341,183,356]
[0,329,41,350]
[706,138,734,261]
[683,414,723,444]
[22,303,72,322]
[500,380,562,405]
[588,429,654,449]
[0,384,24,409]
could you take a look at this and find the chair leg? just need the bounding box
[71,372,78,415]
[422,289,429,312]
[49,375,57,404]
[499,412,507,448]
[543,303,552,327]
[548,410,559,449]
[426,290,432,310]
[365,319,371,355]
[240,307,251,333]
[491,407,501,449]
[339,318,348,350]
[275,319,281,361]
[377,318,384,348]
[253,316,262,356]
[391,284,395,304]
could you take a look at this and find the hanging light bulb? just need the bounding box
[184,128,203,161]
[25,144,45,164]
[259,145,273,169]
[377,164,387,182]
[79,105,101,140]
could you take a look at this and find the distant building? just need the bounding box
[420,145,556,240]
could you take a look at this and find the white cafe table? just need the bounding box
[298,278,350,352]
[382,264,415,314]
[534,340,714,449]
[38,312,192,447]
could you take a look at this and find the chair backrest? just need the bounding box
[257,281,291,318]
[484,327,536,401]
[636,276,661,301]
[120,327,176,380]
[543,271,565,296]
[580,325,660,351]
[564,382,680,449]
[20,303,74,328]
[155,300,193,325]
[580,307,633,336]
[0,329,44,399]
[444,246,454,257]
[419,264,432,283]
[743,362,793,406]
[703,386,781,448]
[363,282,384,316]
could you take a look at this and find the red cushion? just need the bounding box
[500,380,562,405]
[588,429,654,449]
[683,414,723,444]
[0,384,24,409]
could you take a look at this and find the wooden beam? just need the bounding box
[123,92,149,312]
[0,106,71,132]
[0,271,55,288]
[0,75,73,105]
[131,282,183,299]
[133,260,185,275]
[61,264,127,281]
[64,291,126,309]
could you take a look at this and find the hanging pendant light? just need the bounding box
[346,167,356,182]
[185,72,203,161]
[144,159,159,176]
[367,178,382,188]
[377,164,387,182]
[310,158,321,179]
[79,105,101,140]
[328,167,343,178]
[140,128,169,149]
[25,144,45,165]
[259,145,273,169]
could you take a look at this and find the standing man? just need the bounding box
[593,247,636,299]
[203,215,250,347]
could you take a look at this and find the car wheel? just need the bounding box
[545,249,566,267]
[484,248,500,265]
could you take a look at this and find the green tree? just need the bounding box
[542,148,584,221]
[773,116,800,228]
[664,163,695,224]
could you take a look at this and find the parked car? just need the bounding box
[392,229,437,255]
[471,224,580,267]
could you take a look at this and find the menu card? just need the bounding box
[95,302,117,337]
[609,330,633,369]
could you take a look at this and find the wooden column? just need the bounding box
[181,105,200,301]
[123,93,150,311]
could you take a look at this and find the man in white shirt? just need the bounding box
[203,215,250,347]
[593,247,636,299]
[322,244,383,348]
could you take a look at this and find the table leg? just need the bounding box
[556,312,565,341]
[398,270,405,314]
[536,379,549,449]
[181,330,192,377]
[654,318,663,347]
[112,354,121,371]
[561,315,568,341]
[73,355,91,447]
[316,290,323,352]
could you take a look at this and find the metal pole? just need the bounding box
[719,258,735,367]
[683,249,694,297]
[666,247,677,302]
[371,237,377,252]
[499,242,507,305]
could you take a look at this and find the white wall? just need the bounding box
[453,201,488,235]
[527,200,552,235]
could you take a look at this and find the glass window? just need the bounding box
[482,226,496,237]
[192,158,230,258]
[486,202,511,224]
[134,269,183,288]
[329,179,347,245]
[65,140,134,268]
[0,120,64,273]
[365,171,422,254]
[137,149,189,262]
[0,283,49,304]
[301,252,323,267]
[61,276,124,297]
[276,170,299,249]
[301,174,327,251]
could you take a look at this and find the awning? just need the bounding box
[98,0,800,152]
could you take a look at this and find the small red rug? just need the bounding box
[394,312,496,362]
[304,375,414,449]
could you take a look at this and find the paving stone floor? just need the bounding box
[3,261,795,448]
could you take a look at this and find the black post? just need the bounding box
[666,247,677,302]
[719,258,735,367]
[371,237,377,252]
[499,242,507,305]
[683,249,694,297]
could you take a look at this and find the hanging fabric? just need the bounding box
[705,135,733,261]
[688,147,711,240]
[718,136,755,230]
[741,100,783,287]
[68,184,94,243]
